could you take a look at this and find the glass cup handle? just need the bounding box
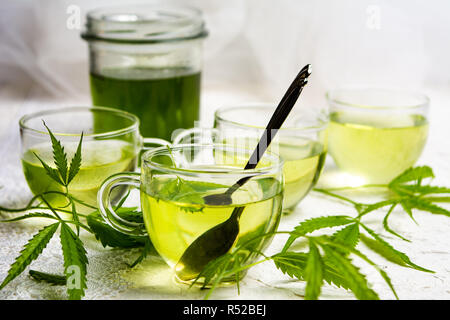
[142,137,171,150]
[172,127,221,145]
[97,172,146,237]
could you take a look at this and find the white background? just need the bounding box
[1,0,450,106]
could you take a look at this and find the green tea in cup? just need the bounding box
[326,88,429,184]
[98,144,284,284]
[19,107,166,211]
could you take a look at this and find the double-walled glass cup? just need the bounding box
[19,106,167,212]
[327,88,430,184]
[81,4,207,140]
[187,104,328,213]
[97,144,284,284]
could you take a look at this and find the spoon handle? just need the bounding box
[225,64,312,196]
[245,64,311,170]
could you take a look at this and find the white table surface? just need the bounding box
[0,83,449,300]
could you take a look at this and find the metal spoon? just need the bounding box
[175,64,312,281]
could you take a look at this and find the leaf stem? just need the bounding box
[313,188,361,207]
[314,184,387,192]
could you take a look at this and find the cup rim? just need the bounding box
[19,106,140,139]
[214,103,329,133]
[142,143,284,178]
[326,87,430,111]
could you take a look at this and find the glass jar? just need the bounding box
[81,4,207,141]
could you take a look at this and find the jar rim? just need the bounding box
[81,3,208,44]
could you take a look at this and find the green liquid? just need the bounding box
[22,140,137,209]
[277,139,326,211]
[222,137,326,212]
[89,67,201,140]
[141,177,283,273]
[328,112,429,183]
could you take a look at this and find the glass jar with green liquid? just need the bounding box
[81,4,207,141]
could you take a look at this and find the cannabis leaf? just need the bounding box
[0,123,151,300]
[272,252,350,290]
[129,238,154,268]
[330,223,360,255]
[282,215,354,252]
[60,222,88,300]
[71,200,80,236]
[321,244,379,300]
[193,252,236,298]
[29,270,66,285]
[33,152,65,186]
[0,223,60,290]
[67,132,83,185]
[314,165,450,241]
[382,203,411,242]
[303,239,323,300]
[86,209,147,248]
[43,121,69,185]
[402,198,450,217]
[389,166,434,187]
[360,224,433,273]
[393,185,450,196]
[35,122,84,188]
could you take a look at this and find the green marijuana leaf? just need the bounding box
[389,166,435,186]
[330,223,360,255]
[0,223,60,290]
[272,252,350,290]
[33,152,65,186]
[360,224,433,273]
[87,209,146,248]
[29,270,66,285]
[67,132,83,185]
[60,223,88,300]
[282,215,354,252]
[303,239,323,300]
[321,244,379,300]
[43,121,69,185]
[129,238,154,268]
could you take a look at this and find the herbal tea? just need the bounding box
[22,140,137,208]
[141,176,283,274]
[328,112,429,183]
[223,137,326,212]
[90,67,201,140]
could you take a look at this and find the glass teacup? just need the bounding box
[97,144,284,284]
[173,104,328,213]
[326,87,429,184]
[19,106,167,211]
